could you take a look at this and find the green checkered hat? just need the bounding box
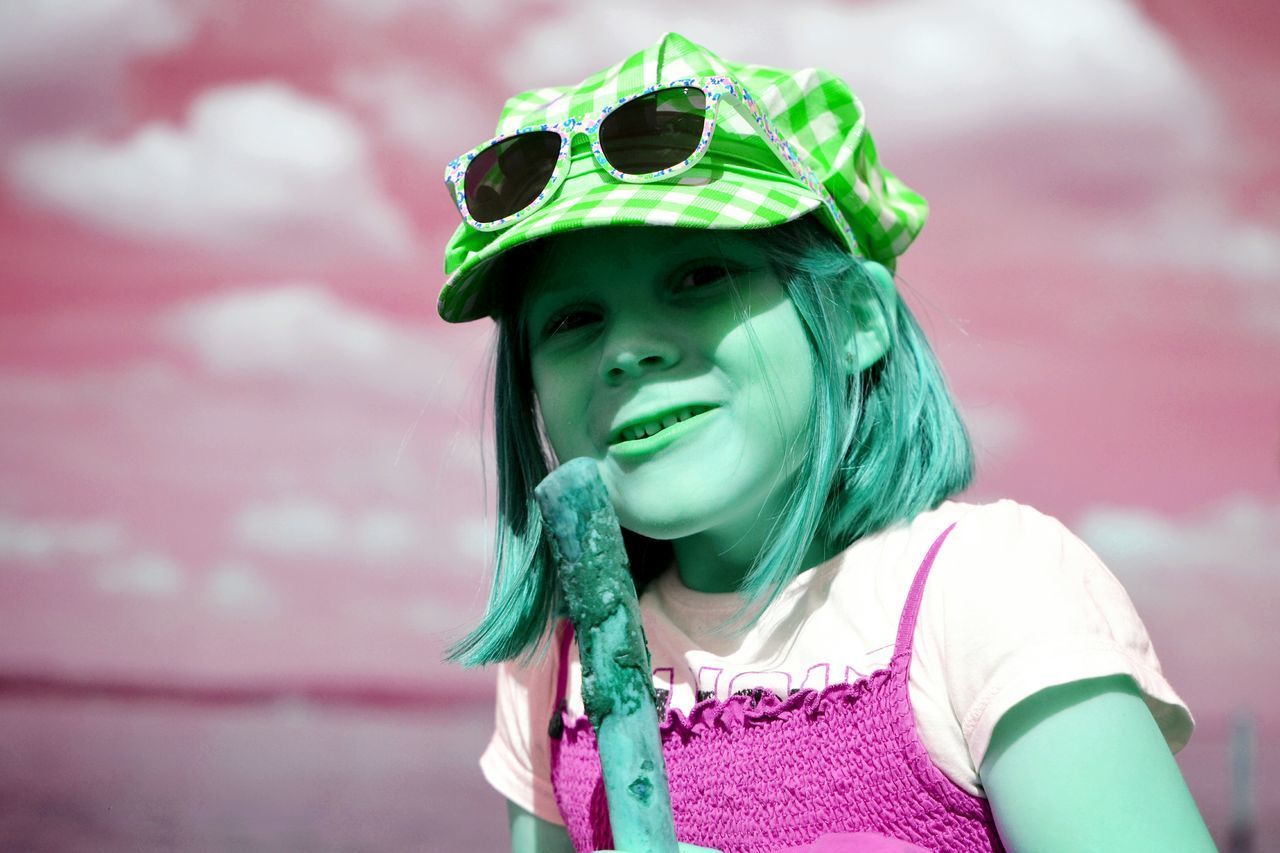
[438,32,927,323]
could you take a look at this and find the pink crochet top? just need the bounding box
[547,523,1005,852]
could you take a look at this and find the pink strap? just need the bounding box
[892,523,957,664]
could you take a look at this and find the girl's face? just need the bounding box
[523,227,815,556]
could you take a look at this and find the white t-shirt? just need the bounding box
[481,499,1194,824]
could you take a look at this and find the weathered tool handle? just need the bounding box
[534,457,678,853]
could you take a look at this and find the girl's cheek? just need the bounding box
[532,371,588,455]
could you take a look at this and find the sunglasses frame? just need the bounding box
[443,74,859,255]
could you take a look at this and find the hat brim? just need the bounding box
[437,152,825,323]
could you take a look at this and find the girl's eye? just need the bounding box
[674,263,735,293]
[542,308,599,338]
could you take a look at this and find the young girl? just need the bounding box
[439,33,1214,853]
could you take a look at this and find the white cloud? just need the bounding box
[320,0,508,26]
[498,0,1215,167]
[233,499,344,555]
[337,62,498,163]
[8,82,414,261]
[0,0,197,80]
[0,361,182,409]
[96,551,185,597]
[231,497,432,563]
[454,516,490,564]
[205,559,279,616]
[405,596,471,634]
[1095,196,1280,338]
[352,509,420,560]
[0,515,126,563]
[0,0,203,141]
[959,401,1027,460]
[320,0,427,24]
[161,282,465,401]
[1076,495,1280,578]
[1097,195,1280,281]
[791,0,1210,147]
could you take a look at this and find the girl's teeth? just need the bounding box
[620,406,712,442]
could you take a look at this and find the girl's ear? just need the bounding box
[844,260,898,373]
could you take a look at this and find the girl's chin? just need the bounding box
[614,512,706,543]
[614,494,754,542]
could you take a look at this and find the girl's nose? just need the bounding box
[600,320,680,385]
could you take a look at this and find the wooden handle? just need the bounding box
[535,458,679,853]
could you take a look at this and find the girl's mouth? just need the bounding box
[608,406,718,462]
[612,405,715,444]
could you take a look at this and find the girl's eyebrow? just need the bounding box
[524,283,579,321]
[522,282,588,336]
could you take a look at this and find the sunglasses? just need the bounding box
[443,74,858,250]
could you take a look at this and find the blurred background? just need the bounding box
[1,0,1277,850]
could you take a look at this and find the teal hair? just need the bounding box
[446,214,974,667]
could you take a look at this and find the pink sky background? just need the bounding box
[1,0,1278,848]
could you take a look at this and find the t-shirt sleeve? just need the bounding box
[938,501,1194,776]
[479,649,564,825]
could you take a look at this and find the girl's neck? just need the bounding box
[670,527,836,594]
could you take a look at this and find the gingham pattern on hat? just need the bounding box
[439,32,927,323]
[744,63,927,261]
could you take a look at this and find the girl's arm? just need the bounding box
[508,799,576,853]
[980,674,1217,852]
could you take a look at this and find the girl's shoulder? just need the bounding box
[871,497,1079,558]
[816,498,1088,619]
[909,497,1125,619]
[810,498,1081,595]
[913,497,1085,553]
[886,497,1110,597]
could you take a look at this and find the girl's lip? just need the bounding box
[607,408,719,462]
[609,403,718,446]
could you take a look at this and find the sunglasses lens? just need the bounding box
[600,87,708,175]
[463,130,561,223]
